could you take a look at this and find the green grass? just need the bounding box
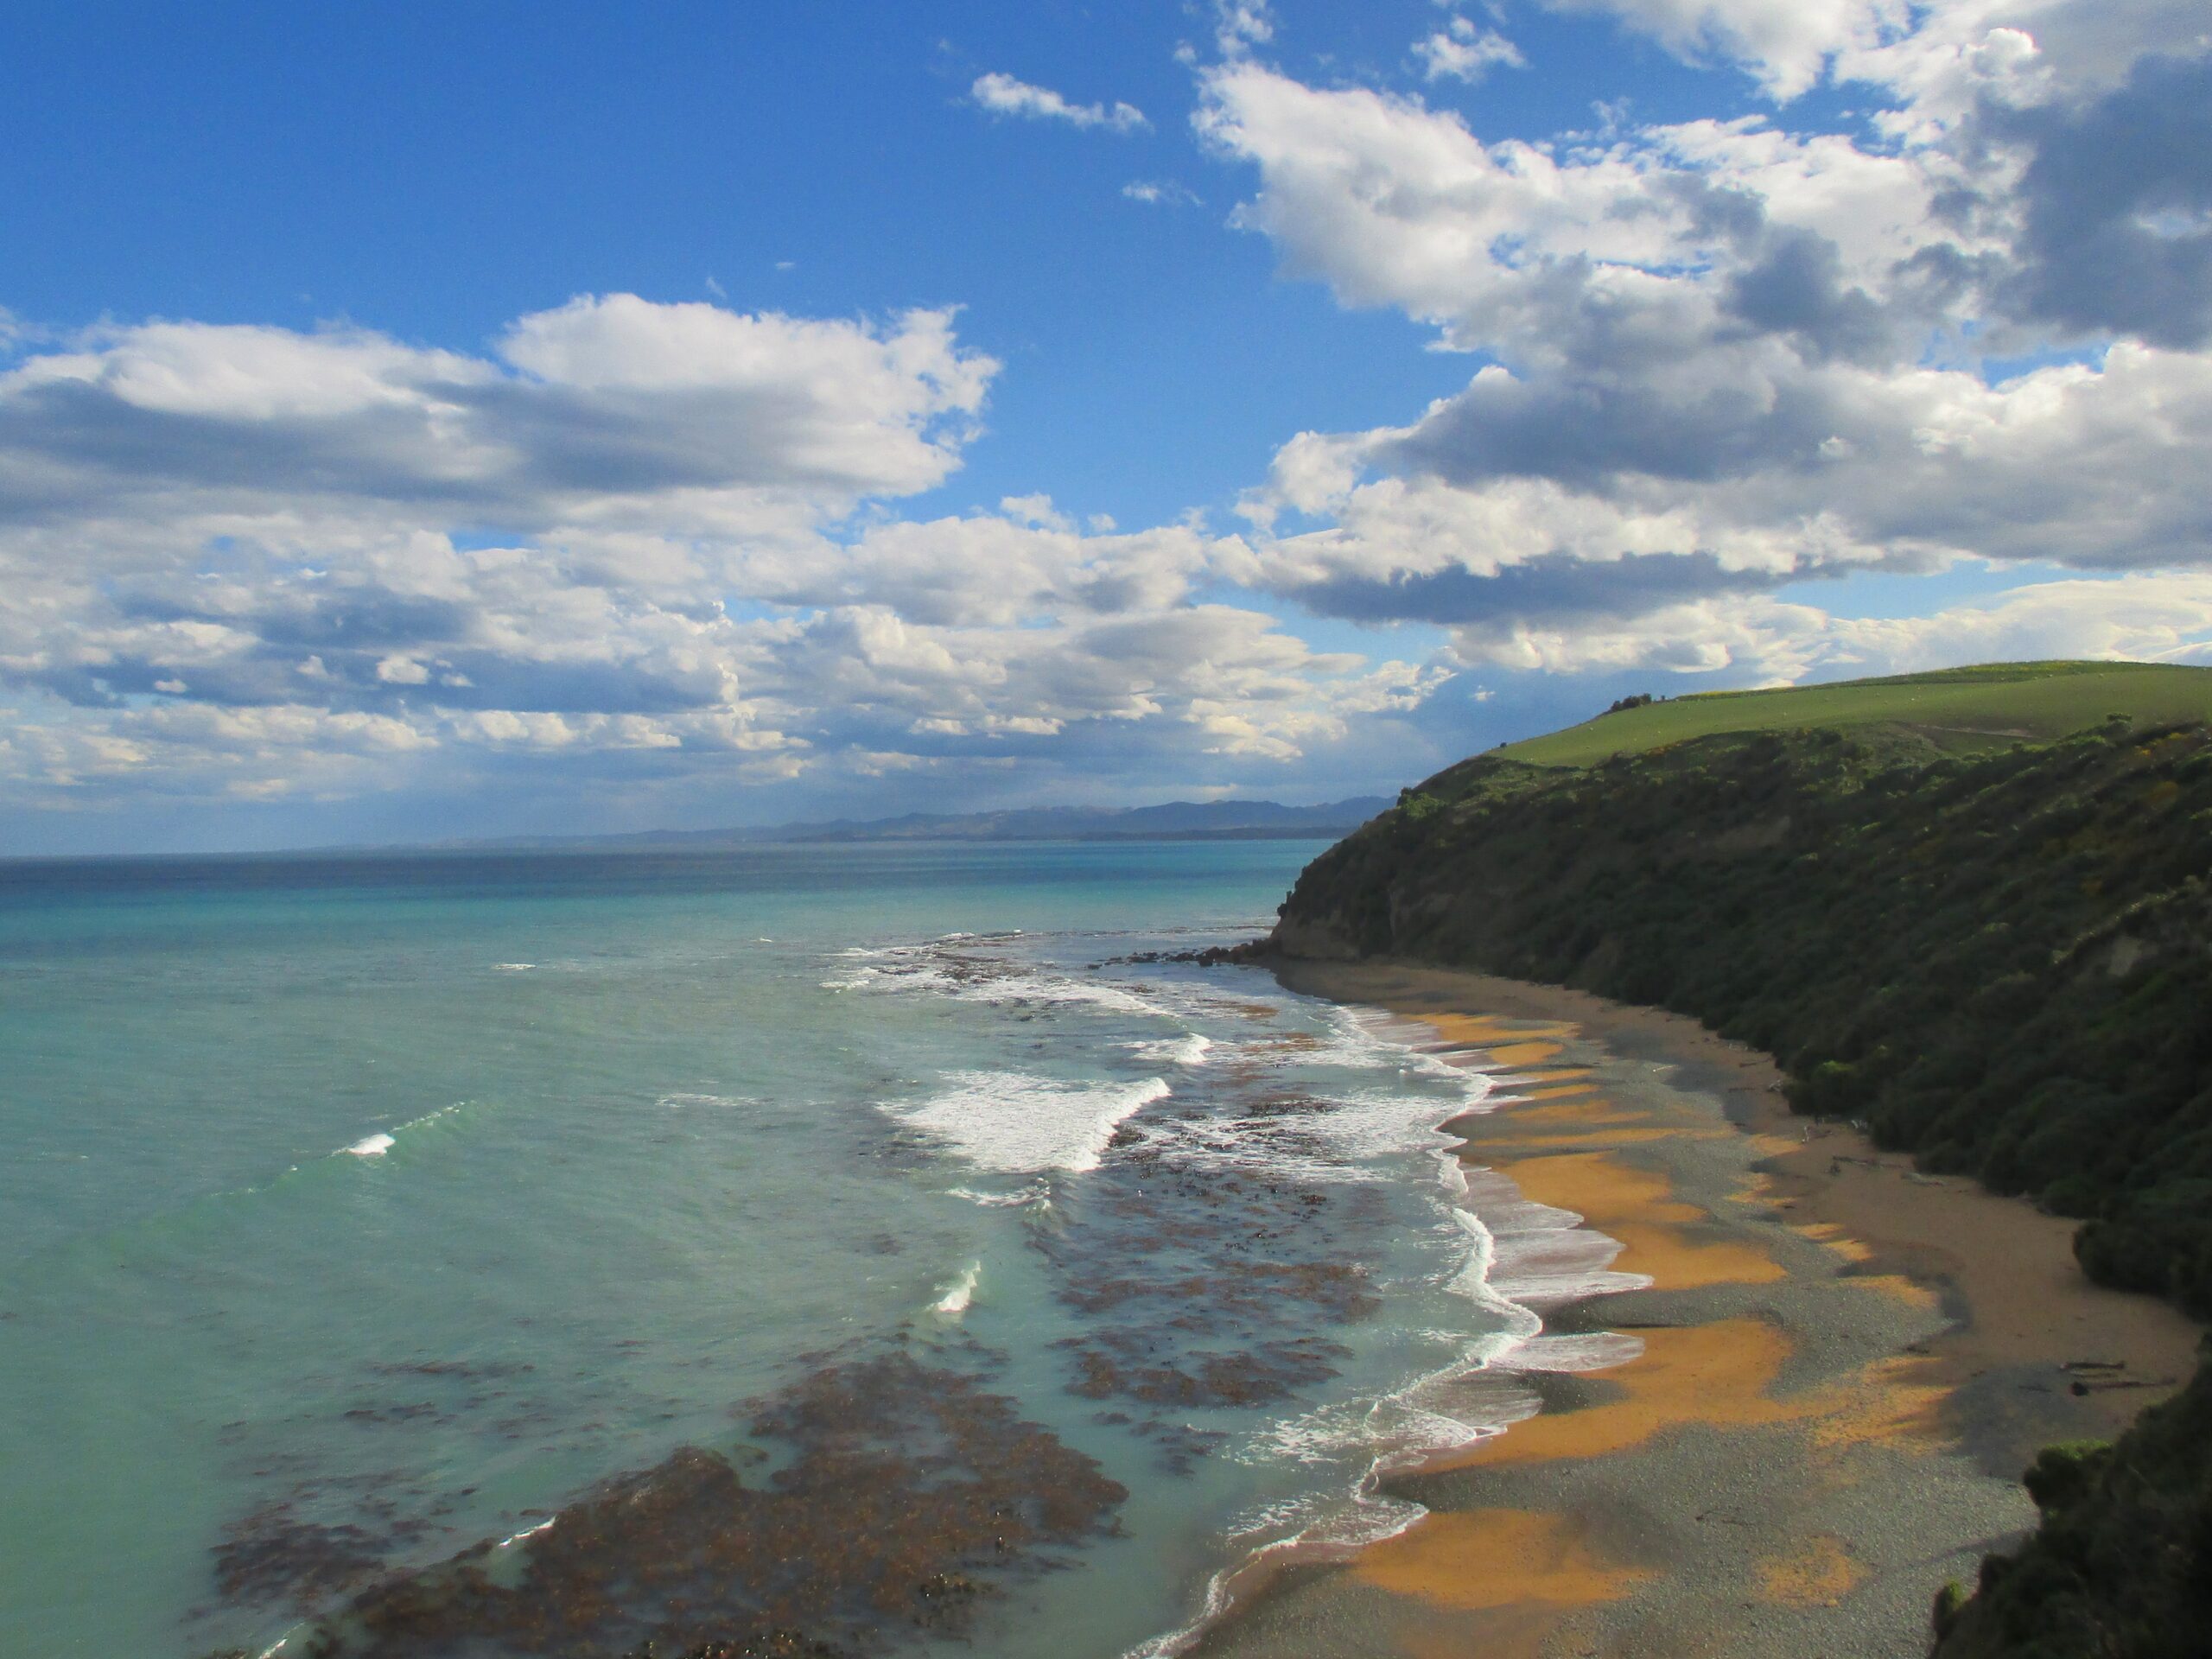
[1495,661,2212,770]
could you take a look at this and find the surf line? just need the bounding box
[1126,1007,1647,1659]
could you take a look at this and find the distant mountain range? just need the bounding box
[448,797,1391,851]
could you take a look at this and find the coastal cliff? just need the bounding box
[1266,702,2212,1656]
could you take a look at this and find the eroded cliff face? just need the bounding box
[1267,911,1361,961]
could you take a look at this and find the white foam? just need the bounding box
[1129,1033,1213,1066]
[931,1260,982,1315]
[333,1102,465,1162]
[946,1181,1052,1209]
[496,1516,556,1548]
[1219,1004,1493,1115]
[895,1072,1169,1174]
[1225,1486,1433,1556]
[1132,1058,1495,1201]
[1123,1480,1439,1659]
[1459,1166,1653,1305]
[823,938,1173,1018]
[963,968,1166,1017]
[1243,1365,1536,1471]
[1309,1087,1481,1165]
[493,963,535,972]
[1162,1132,1390,1186]
[1443,1209,1548,1342]
[1504,1332,1648,1373]
[1128,1001,1664,1659]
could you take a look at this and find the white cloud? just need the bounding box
[1542,0,1900,100]
[19,0,2205,834]
[998,492,1072,530]
[1196,9,2212,677]
[1123,180,1201,206]
[1446,573,2212,680]
[970,73,1147,133]
[0,298,997,538]
[1415,17,1527,83]
[0,297,1453,822]
[1215,1,1276,58]
[1548,0,2211,107]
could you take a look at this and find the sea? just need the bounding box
[0,840,1630,1659]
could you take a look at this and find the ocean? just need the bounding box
[0,841,1605,1658]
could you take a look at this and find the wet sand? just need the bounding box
[1190,959,2200,1659]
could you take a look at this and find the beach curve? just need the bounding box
[1184,958,2201,1659]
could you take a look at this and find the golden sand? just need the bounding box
[1474,1128,1681,1154]
[1606,1221,1789,1288]
[1756,1535,1865,1608]
[1803,1354,1954,1453]
[1352,1508,1653,1611]
[1485,1040,1567,1068]
[1440,1320,1797,1471]
[1475,1149,1788,1290]
[1494,1101,1649,1130]
[1423,1015,1581,1046]
[1220,963,2206,1659]
[1480,1093,1629,1125]
[1789,1219,1876,1262]
[1846,1272,1945,1312]
[1479,1153,1684,1222]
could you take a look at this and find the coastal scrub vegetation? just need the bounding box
[1933,1366,2212,1656]
[1268,665,2212,1656]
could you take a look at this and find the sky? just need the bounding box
[3,0,2209,854]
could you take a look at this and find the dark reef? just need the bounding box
[248,1354,1124,1659]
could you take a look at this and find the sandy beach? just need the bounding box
[1190,958,2201,1659]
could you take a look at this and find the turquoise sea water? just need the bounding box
[0,842,1611,1658]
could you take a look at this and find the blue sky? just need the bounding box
[2,0,2209,852]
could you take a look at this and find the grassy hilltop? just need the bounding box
[1489,660,2212,770]
[1269,660,2212,1657]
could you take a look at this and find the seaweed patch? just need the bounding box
[250,1354,1124,1658]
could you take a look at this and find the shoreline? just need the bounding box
[1189,957,2199,1659]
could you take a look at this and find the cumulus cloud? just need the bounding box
[1554,0,2210,105]
[1543,0,1899,100]
[1993,52,2212,348]
[1448,574,2212,681]
[1415,17,1527,84]
[1195,0,2212,680]
[19,0,2209,835]
[0,296,1454,822]
[970,72,1147,132]
[0,297,995,532]
[1214,1,1276,59]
